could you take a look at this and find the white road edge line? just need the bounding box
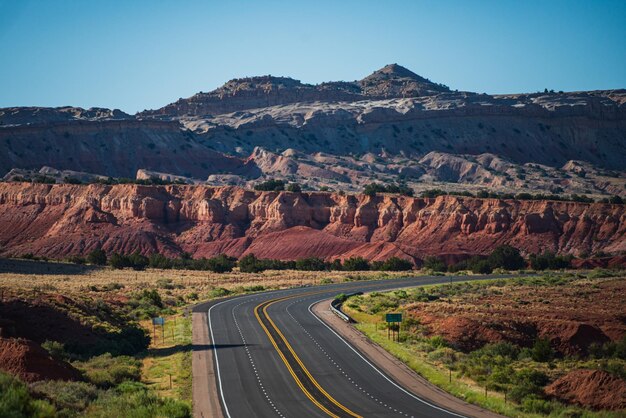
[307,298,468,418]
[208,299,234,418]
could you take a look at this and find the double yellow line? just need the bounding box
[254,293,362,418]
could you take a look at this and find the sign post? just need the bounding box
[385,313,402,342]
[152,317,165,344]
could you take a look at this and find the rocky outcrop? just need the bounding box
[0,183,623,261]
[139,64,450,118]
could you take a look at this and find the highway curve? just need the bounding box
[193,275,511,417]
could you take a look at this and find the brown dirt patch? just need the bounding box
[0,337,81,382]
[545,369,626,410]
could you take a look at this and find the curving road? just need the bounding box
[193,275,511,418]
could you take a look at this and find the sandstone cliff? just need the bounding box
[0,183,623,262]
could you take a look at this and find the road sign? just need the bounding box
[152,317,165,325]
[385,313,402,323]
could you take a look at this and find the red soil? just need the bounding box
[408,279,626,355]
[545,369,626,410]
[0,337,81,382]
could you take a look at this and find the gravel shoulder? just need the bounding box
[192,312,224,418]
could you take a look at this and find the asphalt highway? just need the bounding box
[193,275,513,417]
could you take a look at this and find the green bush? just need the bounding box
[254,179,285,191]
[529,251,572,270]
[295,257,327,271]
[487,245,525,270]
[85,381,190,418]
[530,338,554,362]
[423,256,446,272]
[0,372,56,418]
[41,340,69,361]
[76,354,141,389]
[343,257,370,271]
[87,249,108,266]
[373,257,413,271]
[31,380,99,413]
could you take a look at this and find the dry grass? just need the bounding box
[0,258,423,301]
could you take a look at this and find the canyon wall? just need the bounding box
[0,183,623,262]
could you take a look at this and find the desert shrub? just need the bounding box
[423,256,446,272]
[208,287,231,298]
[85,381,190,418]
[254,179,285,191]
[238,254,264,273]
[530,338,554,362]
[87,249,107,266]
[41,340,69,361]
[342,257,370,271]
[148,253,172,269]
[373,257,413,271]
[529,251,572,270]
[286,183,302,193]
[295,257,327,271]
[205,254,236,273]
[508,369,549,403]
[67,255,86,265]
[128,252,148,271]
[31,380,99,413]
[76,353,141,389]
[0,372,56,417]
[471,259,493,274]
[109,253,132,269]
[364,182,413,197]
[488,245,525,270]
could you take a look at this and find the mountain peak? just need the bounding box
[373,63,423,80]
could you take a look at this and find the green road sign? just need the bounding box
[385,313,402,323]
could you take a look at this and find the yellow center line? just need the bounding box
[254,289,364,418]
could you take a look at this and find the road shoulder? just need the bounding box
[192,311,224,418]
[311,299,503,418]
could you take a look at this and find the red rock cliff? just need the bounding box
[0,183,624,262]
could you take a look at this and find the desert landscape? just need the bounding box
[0,2,624,417]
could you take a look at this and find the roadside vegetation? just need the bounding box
[342,272,626,417]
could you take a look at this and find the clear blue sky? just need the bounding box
[1,0,624,114]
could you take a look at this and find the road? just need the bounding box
[193,275,511,417]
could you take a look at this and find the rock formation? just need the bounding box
[0,183,623,261]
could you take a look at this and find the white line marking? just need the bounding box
[307,298,468,418]
[208,299,233,418]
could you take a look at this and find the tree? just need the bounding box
[286,183,302,193]
[488,245,525,270]
[295,257,326,271]
[238,254,263,273]
[423,256,446,272]
[128,252,149,271]
[254,179,285,192]
[471,259,493,274]
[609,195,624,204]
[207,254,236,273]
[87,249,107,266]
[342,257,370,271]
[531,339,554,362]
[109,253,131,269]
[377,257,413,271]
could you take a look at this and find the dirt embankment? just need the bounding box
[0,183,624,262]
[545,369,626,410]
[0,337,81,382]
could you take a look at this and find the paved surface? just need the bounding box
[193,275,513,417]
